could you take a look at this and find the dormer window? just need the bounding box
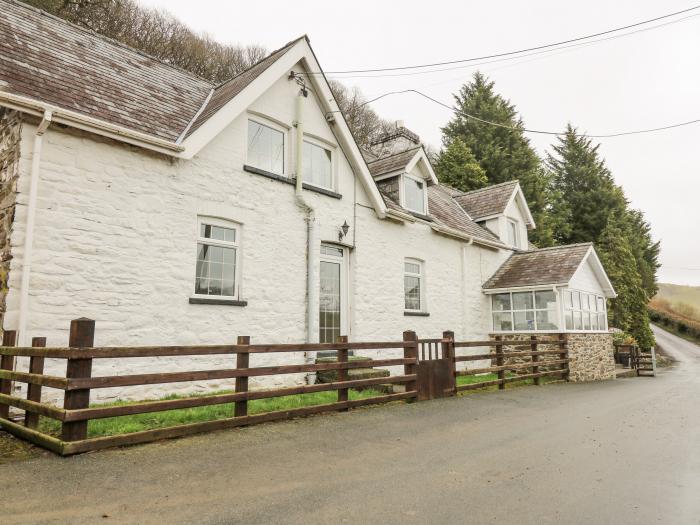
[507,219,519,248]
[403,174,427,215]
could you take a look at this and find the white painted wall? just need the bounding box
[569,256,607,293]
[4,62,511,402]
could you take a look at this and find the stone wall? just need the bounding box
[0,108,22,329]
[494,332,615,382]
[566,332,616,382]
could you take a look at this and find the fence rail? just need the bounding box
[0,320,569,455]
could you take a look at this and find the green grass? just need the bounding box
[39,388,383,439]
[456,372,561,393]
[655,283,700,311]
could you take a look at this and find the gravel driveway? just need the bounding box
[2,325,699,525]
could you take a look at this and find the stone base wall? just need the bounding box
[566,333,616,382]
[492,332,615,382]
[0,108,22,329]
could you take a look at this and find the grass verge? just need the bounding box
[39,388,384,439]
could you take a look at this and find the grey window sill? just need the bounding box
[404,311,430,317]
[189,297,248,307]
[242,165,342,199]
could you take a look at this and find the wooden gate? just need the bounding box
[415,332,456,401]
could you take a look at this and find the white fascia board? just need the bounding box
[483,283,567,294]
[506,182,536,229]
[579,246,617,298]
[405,148,439,184]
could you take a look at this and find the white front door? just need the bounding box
[319,243,348,344]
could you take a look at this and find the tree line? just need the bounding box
[27,1,659,346]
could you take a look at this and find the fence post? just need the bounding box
[24,337,46,428]
[558,333,569,382]
[495,335,505,390]
[61,318,94,442]
[337,335,349,409]
[403,331,418,400]
[531,335,540,386]
[235,336,250,417]
[442,330,456,395]
[0,330,17,419]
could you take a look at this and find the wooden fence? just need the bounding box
[0,319,568,455]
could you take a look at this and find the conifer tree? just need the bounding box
[434,138,488,192]
[440,72,555,246]
[597,221,655,347]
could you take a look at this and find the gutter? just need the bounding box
[0,92,184,156]
[17,110,52,346]
[430,223,506,250]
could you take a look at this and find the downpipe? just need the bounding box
[17,110,52,346]
[293,90,320,386]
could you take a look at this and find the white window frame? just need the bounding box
[301,135,336,191]
[193,216,242,300]
[245,115,288,176]
[490,289,559,333]
[404,258,426,313]
[507,219,519,248]
[563,289,608,332]
[400,173,428,215]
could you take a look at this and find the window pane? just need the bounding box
[492,294,511,312]
[565,311,573,330]
[565,290,573,309]
[248,120,284,174]
[598,313,607,330]
[514,310,535,331]
[195,242,236,297]
[404,262,421,274]
[404,177,425,213]
[303,141,332,188]
[597,296,605,312]
[508,221,517,247]
[321,244,343,257]
[535,290,556,310]
[573,291,581,310]
[536,310,558,330]
[512,292,534,310]
[320,261,341,343]
[583,312,591,330]
[591,314,599,331]
[404,275,421,310]
[493,312,513,331]
[201,224,236,243]
[574,311,582,330]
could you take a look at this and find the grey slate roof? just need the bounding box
[0,0,296,142]
[483,243,593,290]
[366,147,421,177]
[428,185,501,243]
[454,180,520,220]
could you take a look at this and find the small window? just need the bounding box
[403,175,426,214]
[404,259,423,311]
[303,140,332,189]
[195,218,240,298]
[507,220,519,247]
[248,119,284,174]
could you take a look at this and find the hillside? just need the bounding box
[653,283,700,311]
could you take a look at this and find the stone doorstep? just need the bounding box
[315,356,395,394]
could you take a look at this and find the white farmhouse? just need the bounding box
[0,1,617,399]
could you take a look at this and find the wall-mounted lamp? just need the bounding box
[338,220,350,242]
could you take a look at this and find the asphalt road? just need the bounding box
[2,325,699,525]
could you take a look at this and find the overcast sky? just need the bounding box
[140,0,700,287]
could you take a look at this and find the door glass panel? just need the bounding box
[320,260,341,344]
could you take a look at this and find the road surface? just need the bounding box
[2,325,699,524]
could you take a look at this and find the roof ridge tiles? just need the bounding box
[366,146,422,164]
